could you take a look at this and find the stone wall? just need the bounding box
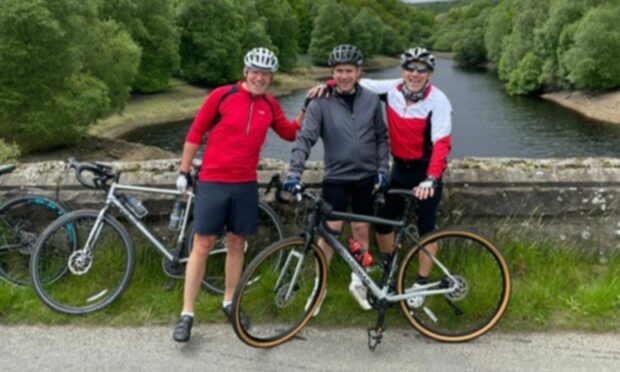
[1,157,619,249]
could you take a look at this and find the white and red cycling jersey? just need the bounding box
[359,78,452,179]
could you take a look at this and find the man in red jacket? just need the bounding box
[173,47,304,342]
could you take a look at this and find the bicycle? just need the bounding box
[231,187,511,351]
[29,158,284,315]
[0,164,74,286]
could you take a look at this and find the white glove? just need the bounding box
[176,172,192,193]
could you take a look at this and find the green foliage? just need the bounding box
[560,3,620,90]
[0,139,20,163]
[484,0,513,63]
[255,0,299,72]
[0,0,141,152]
[177,0,243,85]
[308,0,350,65]
[233,0,274,51]
[286,0,314,53]
[349,8,383,58]
[101,0,179,93]
[506,52,543,95]
[380,24,402,55]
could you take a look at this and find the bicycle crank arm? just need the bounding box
[367,327,384,352]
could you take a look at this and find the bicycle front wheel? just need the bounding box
[30,210,135,315]
[0,196,71,286]
[232,237,327,348]
[187,202,285,294]
[397,229,511,342]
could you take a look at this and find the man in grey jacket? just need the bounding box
[283,44,389,314]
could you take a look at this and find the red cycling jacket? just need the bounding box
[186,82,300,182]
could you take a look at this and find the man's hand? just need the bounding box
[306,84,331,99]
[176,171,193,194]
[282,175,302,195]
[414,176,437,200]
[374,171,389,193]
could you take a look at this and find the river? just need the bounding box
[123,58,620,160]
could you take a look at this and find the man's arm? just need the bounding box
[359,78,401,95]
[288,100,322,177]
[427,95,453,179]
[268,96,303,141]
[373,99,390,174]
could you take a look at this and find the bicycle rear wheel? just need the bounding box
[397,229,511,342]
[186,202,285,294]
[232,237,327,348]
[30,210,135,315]
[0,195,72,286]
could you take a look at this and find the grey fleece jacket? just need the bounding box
[289,85,389,182]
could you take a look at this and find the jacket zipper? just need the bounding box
[246,99,254,136]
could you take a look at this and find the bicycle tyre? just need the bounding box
[232,236,328,348]
[30,209,135,315]
[0,195,72,286]
[397,229,511,342]
[186,201,285,294]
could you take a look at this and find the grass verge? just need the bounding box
[1,231,619,332]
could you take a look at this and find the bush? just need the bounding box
[560,4,620,90]
[0,139,20,163]
[177,0,243,85]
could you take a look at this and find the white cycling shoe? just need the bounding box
[406,282,426,309]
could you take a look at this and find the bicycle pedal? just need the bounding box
[367,327,383,352]
[163,278,176,291]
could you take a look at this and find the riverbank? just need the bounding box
[542,90,620,125]
[89,55,400,140]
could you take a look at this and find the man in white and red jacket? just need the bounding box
[360,47,452,309]
[172,47,304,342]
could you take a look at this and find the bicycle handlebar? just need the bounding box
[66,157,118,190]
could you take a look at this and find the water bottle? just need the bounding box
[168,201,185,231]
[348,238,373,268]
[125,195,148,218]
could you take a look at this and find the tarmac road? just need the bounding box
[1,325,619,371]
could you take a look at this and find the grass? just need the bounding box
[1,226,619,332]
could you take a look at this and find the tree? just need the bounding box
[560,3,620,90]
[0,0,140,152]
[255,0,299,72]
[177,0,243,85]
[308,0,350,65]
[484,0,513,63]
[233,0,274,51]
[286,0,313,53]
[349,8,376,58]
[381,24,401,55]
[506,52,543,95]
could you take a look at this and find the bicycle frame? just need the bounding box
[82,181,194,263]
[284,194,459,304]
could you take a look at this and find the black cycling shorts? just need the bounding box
[193,181,258,236]
[375,159,443,236]
[322,176,375,219]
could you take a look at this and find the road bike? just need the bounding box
[231,187,511,350]
[0,164,74,286]
[29,158,284,315]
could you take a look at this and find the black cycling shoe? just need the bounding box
[222,304,250,329]
[173,315,193,342]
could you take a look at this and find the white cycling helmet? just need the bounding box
[244,47,279,72]
[400,47,436,71]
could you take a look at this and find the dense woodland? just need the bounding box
[1,0,618,157]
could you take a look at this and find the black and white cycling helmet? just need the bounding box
[328,44,364,67]
[244,47,279,72]
[400,47,436,71]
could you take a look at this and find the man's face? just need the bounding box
[332,64,361,93]
[401,62,432,92]
[244,69,273,95]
